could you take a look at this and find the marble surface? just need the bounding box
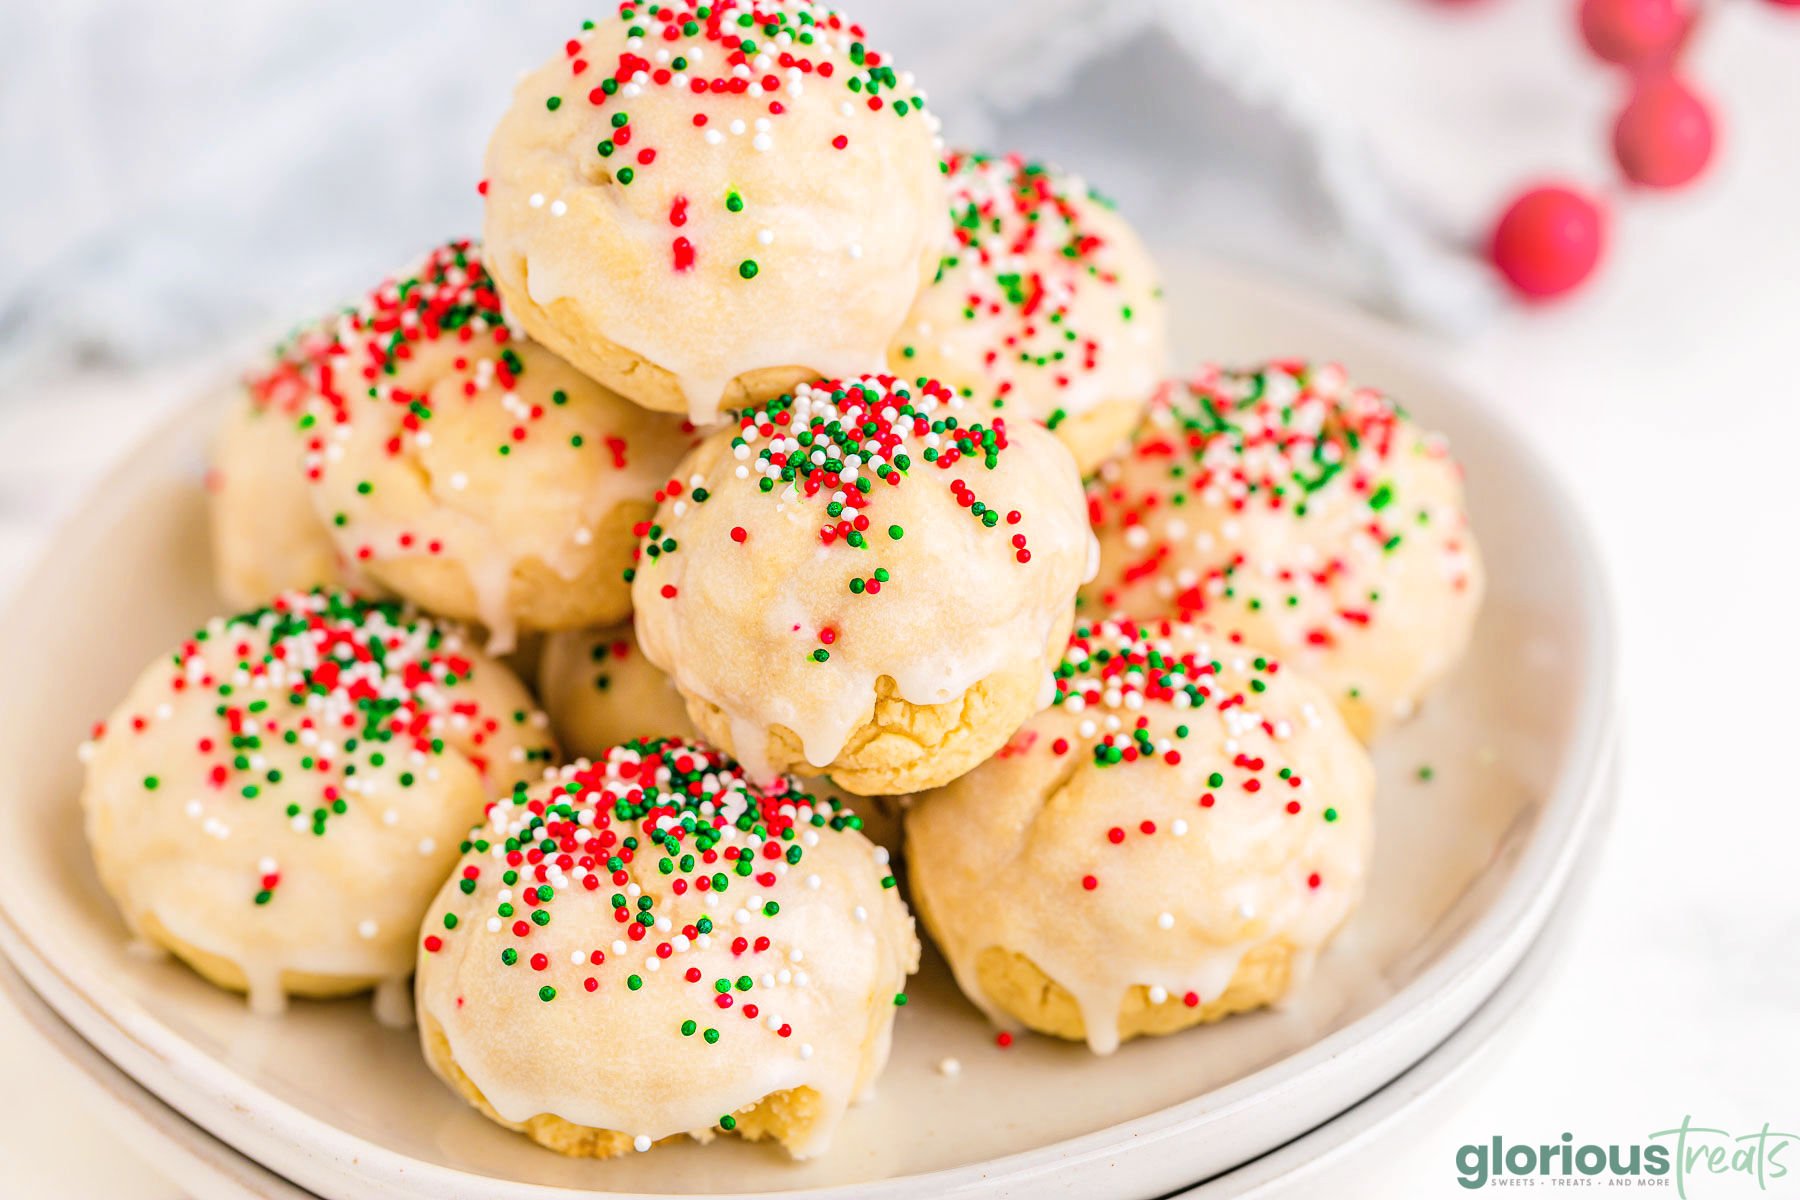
[2,2,1797,1197]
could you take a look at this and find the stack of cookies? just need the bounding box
[78,0,1484,1164]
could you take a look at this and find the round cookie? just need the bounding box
[209,327,348,609]
[482,2,947,423]
[890,151,1166,474]
[415,739,917,1160]
[1083,362,1484,741]
[905,616,1373,1054]
[78,590,556,1019]
[293,240,696,650]
[538,622,699,758]
[628,373,1094,795]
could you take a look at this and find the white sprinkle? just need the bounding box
[528,193,545,209]
[633,1135,652,1153]
[357,920,379,939]
[937,1057,961,1076]
[1157,911,1175,930]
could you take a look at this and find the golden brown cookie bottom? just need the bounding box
[687,615,1073,797]
[136,911,377,1000]
[501,265,816,419]
[971,940,1297,1046]
[420,1013,825,1158]
[365,499,648,635]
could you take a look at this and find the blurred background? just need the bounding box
[2,1,1798,1195]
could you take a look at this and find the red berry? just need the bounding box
[1578,0,1691,67]
[1489,186,1606,300]
[1613,75,1715,188]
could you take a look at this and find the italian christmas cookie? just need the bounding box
[628,374,1094,795]
[905,616,1373,1054]
[1083,362,1484,740]
[415,739,917,1160]
[78,590,556,1019]
[538,621,700,758]
[481,2,947,423]
[890,151,1166,474]
[292,240,695,650]
[209,326,349,609]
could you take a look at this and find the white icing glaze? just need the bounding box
[484,5,948,425]
[907,617,1375,1054]
[415,748,918,1157]
[78,593,554,1016]
[631,376,1093,783]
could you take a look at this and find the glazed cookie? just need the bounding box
[629,374,1094,795]
[209,326,348,608]
[1083,362,1484,740]
[906,616,1373,1054]
[482,2,946,423]
[416,740,917,1160]
[538,621,699,759]
[78,590,556,1019]
[890,151,1166,474]
[292,240,695,650]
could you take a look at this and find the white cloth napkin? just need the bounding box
[0,0,1493,390]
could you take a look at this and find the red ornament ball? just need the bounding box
[1489,186,1607,300]
[1614,76,1715,188]
[1578,0,1692,66]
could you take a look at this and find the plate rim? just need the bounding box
[0,261,1620,1200]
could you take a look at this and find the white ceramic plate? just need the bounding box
[0,260,1616,1199]
[0,763,1615,1200]
[0,757,1618,1200]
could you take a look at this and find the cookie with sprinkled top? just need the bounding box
[890,151,1166,475]
[78,590,557,1020]
[539,620,700,757]
[291,240,697,651]
[905,616,1373,1055]
[209,327,353,608]
[481,2,947,424]
[1084,362,1484,741]
[628,373,1094,796]
[415,739,916,1160]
